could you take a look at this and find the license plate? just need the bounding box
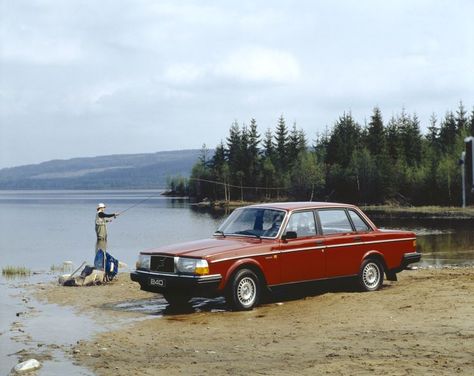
[149,278,166,287]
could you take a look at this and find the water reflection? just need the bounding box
[102,296,227,316]
[190,205,230,220]
[372,216,474,266]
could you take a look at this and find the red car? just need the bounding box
[131,202,420,310]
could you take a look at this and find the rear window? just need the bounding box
[348,210,371,232]
[318,209,353,235]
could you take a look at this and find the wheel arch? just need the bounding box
[223,258,267,289]
[362,250,387,271]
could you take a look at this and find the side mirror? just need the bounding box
[282,231,297,241]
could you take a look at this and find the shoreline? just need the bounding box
[362,205,474,219]
[30,266,474,375]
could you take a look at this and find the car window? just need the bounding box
[217,208,285,238]
[285,211,316,238]
[348,210,371,232]
[318,209,353,235]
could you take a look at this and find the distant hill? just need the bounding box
[0,149,205,189]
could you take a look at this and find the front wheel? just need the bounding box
[226,269,261,311]
[358,259,384,291]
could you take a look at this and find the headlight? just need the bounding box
[175,257,209,275]
[136,254,151,270]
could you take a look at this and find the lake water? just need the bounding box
[1,190,473,270]
[1,190,473,374]
[0,190,224,271]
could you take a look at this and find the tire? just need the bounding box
[163,293,191,307]
[358,259,384,291]
[226,268,261,311]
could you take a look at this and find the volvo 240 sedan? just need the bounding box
[131,202,420,310]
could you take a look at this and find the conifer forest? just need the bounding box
[169,102,474,206]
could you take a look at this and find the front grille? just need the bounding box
[150,255,175,273]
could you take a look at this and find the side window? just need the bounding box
[318,209,353,235]
[285,211,316,238]
[348,210,371,232]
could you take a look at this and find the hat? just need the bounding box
[97,203,106,209]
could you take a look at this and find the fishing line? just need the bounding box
[117,191,164,216]
[115,177,288,217]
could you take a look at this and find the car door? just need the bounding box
[278,210,325,284]
[316,208,371,278]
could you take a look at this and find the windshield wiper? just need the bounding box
[235,230,261,239]
[214,230,226,237]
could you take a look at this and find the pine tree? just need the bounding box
[247,118,261,193]
[365,107,386,156]
[326,112,361,168]
[198,143,210,165]
[262,128,274,159]
[287,123,307,168]
[439,111,457,153]
[455,101,468,132]
[426,113,440,148]
[400,112,422,166]
[226,121,242,176]
[240,124,250,181]
[274,115,289,172]
[386,116,402,161]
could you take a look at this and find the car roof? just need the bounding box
[245,201,357,211]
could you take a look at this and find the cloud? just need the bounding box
[216,46,300,84]
[163,63,204,85]
[0,33,83,65]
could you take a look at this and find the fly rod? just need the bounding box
[117,190,164,216]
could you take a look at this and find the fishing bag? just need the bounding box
[94,249,119,280]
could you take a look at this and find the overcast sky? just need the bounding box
[1,0,473,168]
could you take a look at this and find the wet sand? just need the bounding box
[35,267,474,375]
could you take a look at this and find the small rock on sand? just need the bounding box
[13,359,41,373]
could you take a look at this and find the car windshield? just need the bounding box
[216,208,286,238]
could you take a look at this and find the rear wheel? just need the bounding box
[163,293,191,307]
[226,268,261,311]
[358,259,384,291]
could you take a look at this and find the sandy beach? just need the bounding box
[33,267,474,375]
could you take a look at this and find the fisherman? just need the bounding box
[95,203,118,242]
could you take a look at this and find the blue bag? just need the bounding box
[94,249,119,280]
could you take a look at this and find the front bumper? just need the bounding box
[130,270,222,296]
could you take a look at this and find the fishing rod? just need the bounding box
[117,190,165,216]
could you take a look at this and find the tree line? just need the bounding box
[169,102,474,206]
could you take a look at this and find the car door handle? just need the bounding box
[353,236,362,242]
[315,239,324,245]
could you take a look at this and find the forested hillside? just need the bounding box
[186,103,474,205]
[0,150,202,189]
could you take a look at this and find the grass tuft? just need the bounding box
[2,266,31,277]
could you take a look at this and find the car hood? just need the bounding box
[141,237,269,259]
